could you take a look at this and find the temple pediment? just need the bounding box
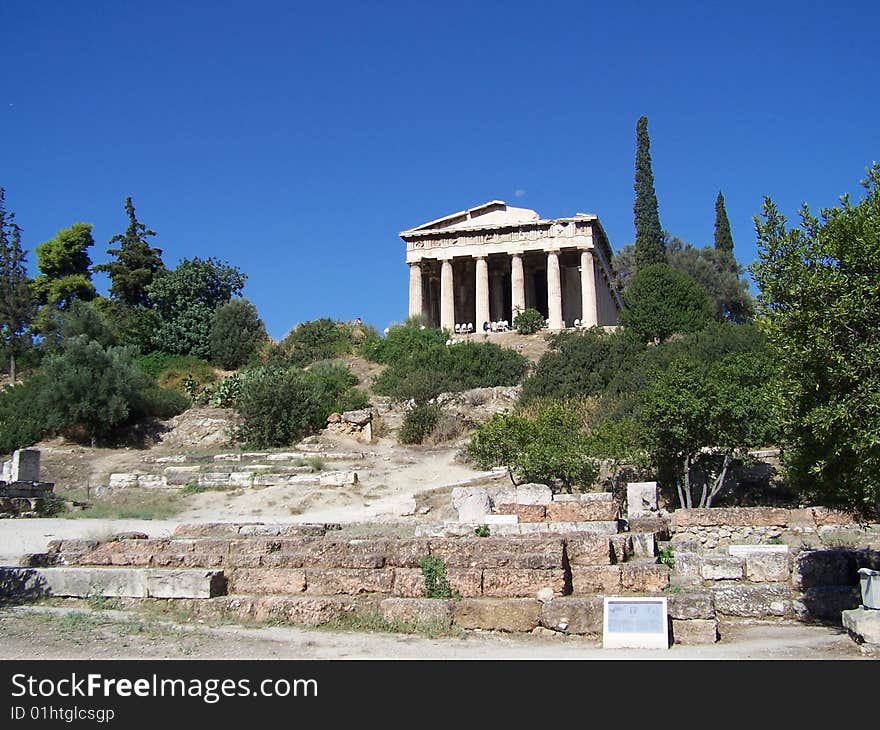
[401,200,541,237]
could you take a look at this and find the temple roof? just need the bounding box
[400,200,544,237]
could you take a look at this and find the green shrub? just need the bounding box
[620,263,714,343]
[418,556,457,599]
[209,298,267,370]
[513,307,545,334]
[0,375,49,454]
[132,385,189,420]
[370,324,527,401]
[399,403,442,444]
[468,402,599,493]
[278,318,373,368]
[135,352,216,393]
[232,367,324,448]
[474,525,491,538]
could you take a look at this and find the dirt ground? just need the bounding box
[0,605,868,660]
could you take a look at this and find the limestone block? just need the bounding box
[342,409,372,427]
[515,483,553,506]
[108,473,139,490]
[842,607,880,644]
[136,475,167,489]
[565,535,613,566]
[318,471,359,487]
[11,449,40,482]
[429,537,565,570]
[481,569,566,598]
[144,569,226,598]
[630,533,657,559]
[672,507,791,529]
[610,534,634,563]
[626,481,657,518]
[713,584,791,617]
[213,453,241,462]
[379,598,453,627]
[199,473,232,488]
[228,472,254,488]
[304,568,395,595]
[293,539,387,569]
[452,487,491,523]
[248,595,355,626]
[547,501,619,522]
[621,563,670,593]
[483,514,518,525]
[164,466,202,485]
[628,516,672,540]
[453,598,541,632]
[494,503,546,522]
[541,521,619,535]
[391,568,482,598]
[744,551,790,582]
[570,565,621,593]
[667,590,715,620]
[672,619,718,645]
[811,507,856,527]
[227,568,306,594]
[5,567,147,598]
[552,492,614,503]
[670,552,703,582]
[700,556,744,581]
[540,596,604,634]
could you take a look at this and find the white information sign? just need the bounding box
[602,596,669,649]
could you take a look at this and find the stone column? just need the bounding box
[440,259,455,332]
[408,262,423,319]
[580,249,598,328]
[511,253,526,317]
[547,250,563,330]
[475,256,490,330]
[490,271,505,322]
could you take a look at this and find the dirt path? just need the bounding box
[0,606,868,660]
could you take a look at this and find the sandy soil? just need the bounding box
[0,606,868,660]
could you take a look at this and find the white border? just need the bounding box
[602,596,669,649]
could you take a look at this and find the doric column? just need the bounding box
[440,259,455,332]
[475,256,490,330]
[408,261,423,319]
[490,270,505,322]
[511,253,526,317]
[547,250,563,330]
[580,249,598,328]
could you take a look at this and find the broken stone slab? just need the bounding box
[540,596,604,635]
[213,453,242,462]
[842,607,880,645]
[318,471,359,487]
[452,487,491,523]
[626,481,658,518]
[552,492,614,503]
[743,551,790,582]
[0,567,225,599]
[546,501,619,522]
[493,504,546,522]
[483,514,518,525]
[453,598,541,632]
[522,521,619,535]
[514,484,553,506]
[379,598,453,627]
[163,465,202,485]
[108,473,140,490]
[672,618,718,645]
[630,533,657,559]
[700,556,744,581]
[136,475,167,489]
[713,583,791,617]
[342,409,372,427]
[668,590,715,620]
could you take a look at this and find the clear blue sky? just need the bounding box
[2,1,877,339]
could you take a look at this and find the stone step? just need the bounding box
[0,567,226,599]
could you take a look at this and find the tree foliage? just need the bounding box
[638,353,780,507]
[468,403,599,493]
[209,298,267,369]
[619,263,714,343]
[95,197,164,306]
[714,191,735,254]
[752,164,880,520]
[633,116,665,270]
[0,188,34,380]
[147,257,246,359]
[32,223,96,332]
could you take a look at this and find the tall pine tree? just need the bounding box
[633,116,665,270]
[95,197,165,306]
[0,188,34,381]
[714,191,734,253]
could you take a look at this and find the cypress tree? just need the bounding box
[633,116,665,270]
[0,188,34,381]
[714,191,734,253]
[96,197,165,306]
